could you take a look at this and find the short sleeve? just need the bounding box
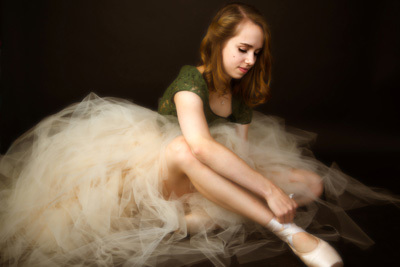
[158,66,208,117]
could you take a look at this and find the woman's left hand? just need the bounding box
[264,183,298,223]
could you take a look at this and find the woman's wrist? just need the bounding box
[261,177,288,202]
[259,175,276,199]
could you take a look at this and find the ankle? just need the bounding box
[266,218,305,246]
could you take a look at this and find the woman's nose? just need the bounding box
[245,54,256,66]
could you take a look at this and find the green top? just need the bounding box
[158,65,252,125]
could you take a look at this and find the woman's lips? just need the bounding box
[239,67,249,74]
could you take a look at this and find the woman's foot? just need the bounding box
[291,232,319,253]
[290,236,343,267]
[184,211,218,234]
[267,218,343,267]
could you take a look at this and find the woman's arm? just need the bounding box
[174,91,297,223]
[235,123,250,156]
[235,123,249,141]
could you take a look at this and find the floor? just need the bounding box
[190,205,399,267]
[192,151,400,266]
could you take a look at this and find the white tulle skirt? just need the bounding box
[0,94,397,266]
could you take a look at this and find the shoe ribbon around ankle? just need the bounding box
[266,218,304,246]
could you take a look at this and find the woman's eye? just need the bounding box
[238,48,247,53]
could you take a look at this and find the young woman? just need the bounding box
[0,2,396,267]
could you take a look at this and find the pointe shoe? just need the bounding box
[267,219,342,267]
[289,237,343,267]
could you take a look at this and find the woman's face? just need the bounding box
[221,20,264,80]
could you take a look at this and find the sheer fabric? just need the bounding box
[0,94,398,266]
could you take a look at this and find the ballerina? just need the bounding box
[159,3,341,266]
[1,2,397,267]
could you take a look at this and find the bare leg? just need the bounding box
[163,136,343,263]
[271,169,324,206]
[164,136,274,226]
[268,169,323,251]
[164,137,323,220]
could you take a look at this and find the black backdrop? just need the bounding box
[1,0,400,265]
[2,0,399,189]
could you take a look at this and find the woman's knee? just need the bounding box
[293,169,324,198]
[166,136,197,168]
[306,171,324,197]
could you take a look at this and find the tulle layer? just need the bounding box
[0,93,397,266]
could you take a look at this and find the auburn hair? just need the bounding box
[199,2,272,107]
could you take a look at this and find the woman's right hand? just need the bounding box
[264,183,298,223]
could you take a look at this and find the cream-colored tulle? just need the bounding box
[0,93,398,266]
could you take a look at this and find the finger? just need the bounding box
[277,210,286,224]
[292,199,298,209]
[283,208,291,223]
[287,205,295,223]
[276,210,284,223]
[289,208,295,222]
[288,194,298,209]
[283,205,292,223]
[291,200,297,215]
[289,207,295,222]
[284,209,292,223]
[284,213,291,224]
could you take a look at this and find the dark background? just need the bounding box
[1,0,399,266]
